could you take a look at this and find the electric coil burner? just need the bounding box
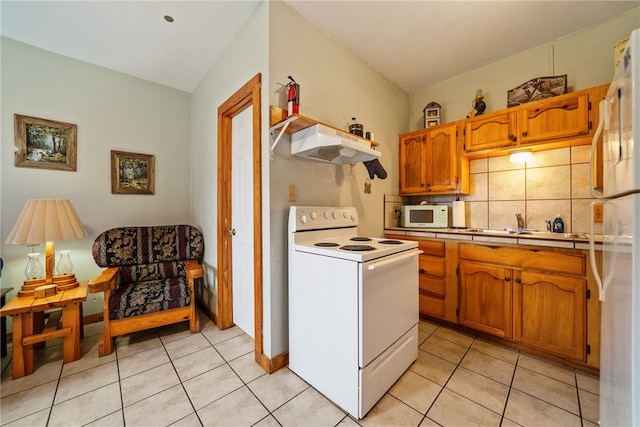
[379,240,402,245]
[340,244,375,251]
[314,242,339,247]
[288,206,421,419]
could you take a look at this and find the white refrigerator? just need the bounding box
[592,28,640,427]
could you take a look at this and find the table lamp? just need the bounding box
[5,199,88,295]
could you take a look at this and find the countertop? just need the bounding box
[384,227,603,250]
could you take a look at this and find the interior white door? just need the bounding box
[231,106,255,338]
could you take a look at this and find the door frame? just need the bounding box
[217,73,267,370]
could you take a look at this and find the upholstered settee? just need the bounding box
[88,225,204,356]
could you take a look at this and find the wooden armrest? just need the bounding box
[88,267,119,293]
[185,260,204,280]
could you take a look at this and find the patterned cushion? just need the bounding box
[92,225,204,268]
[92,225,204,320]
[109,277,190,320]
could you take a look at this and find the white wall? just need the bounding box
[268,0,409,353]
[0,38,192,316]
[409,9,640,131]
[190,2,270,350]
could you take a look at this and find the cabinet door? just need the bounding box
[459,261,513,339]
[518,92,589,144]
[464,110,517,153]
[399,131,427,194]
[514,270,587,361]
[426,122,457,192]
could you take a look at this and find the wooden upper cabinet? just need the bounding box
[399,130,428,193]
[399,121,468,195]
[426,122,458,192]
[518,92,589,145]
[464,110,517,153]
[463,84,609,158]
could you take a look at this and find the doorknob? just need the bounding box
[228,229,236,236]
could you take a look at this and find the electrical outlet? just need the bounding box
[594,203,603,222]
[288,185,297,202]
[391,206,399,219]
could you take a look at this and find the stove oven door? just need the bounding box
[359,248,421,367]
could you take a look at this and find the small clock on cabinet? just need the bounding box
[423,101,441,128]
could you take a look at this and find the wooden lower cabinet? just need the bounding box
[514,270,587,361]
[385,235,601,370]
[458,243,595,367]
[459,261,513,339]
[387,235,458,322]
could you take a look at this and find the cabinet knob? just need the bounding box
[504,277,511,282]
[515,278,521,284]
[521,131,528,137]
[419,268,425,274]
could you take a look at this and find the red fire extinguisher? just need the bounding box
[287,76,299,116]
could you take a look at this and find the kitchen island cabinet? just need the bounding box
[399,121,469,195]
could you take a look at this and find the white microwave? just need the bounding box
[399,205,448,228]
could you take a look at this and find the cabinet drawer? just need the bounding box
[419,255,445,277]
[419,293,445,318]
[419,276,445,297]
[459,244,585,276]
[417,240,445,257]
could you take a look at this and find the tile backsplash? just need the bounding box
[386,146,603,235]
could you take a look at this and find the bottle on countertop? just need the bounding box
[348,117,364,137]
[552,214,565,233]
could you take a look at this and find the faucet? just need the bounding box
[545,220,552,232]
[516,213,524,230]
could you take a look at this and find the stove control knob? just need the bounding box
[343,211,348,219]
[310,211,317,220]
[300,214,307,224]
[323,211,330,219]
[332,211,339,219]
[351,213,356,221]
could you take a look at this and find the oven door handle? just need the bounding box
[367,249,422,270]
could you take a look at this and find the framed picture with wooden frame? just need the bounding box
[111,150,155,195]
[14,114,77,171]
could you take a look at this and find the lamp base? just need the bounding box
[53,274,79,291]
[34,285,57,299]
[18,278,47,297]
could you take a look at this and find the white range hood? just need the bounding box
[291,124,380,164]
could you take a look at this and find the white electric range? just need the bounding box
[288,206,421,419]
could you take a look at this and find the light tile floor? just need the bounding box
[1,313,600,426]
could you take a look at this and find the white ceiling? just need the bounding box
[1,1,638,94]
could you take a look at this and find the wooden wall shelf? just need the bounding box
[269,106,379,159]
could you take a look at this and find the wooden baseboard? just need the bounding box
[196,300,217,325]
[256,350,288,374]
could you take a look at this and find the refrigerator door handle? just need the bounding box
[589,201,605,301]
[590,99,607,199]
[589,99,607,301]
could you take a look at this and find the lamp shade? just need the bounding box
[5,199,88,245]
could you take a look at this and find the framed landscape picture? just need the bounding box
[14,114,77,171]
[111,150,155,195]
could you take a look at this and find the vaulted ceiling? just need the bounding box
[1,1,637,94]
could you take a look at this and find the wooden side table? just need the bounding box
[0,282,87,379]
[1,287,13,358]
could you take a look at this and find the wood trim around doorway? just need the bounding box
[217,73,269,372]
